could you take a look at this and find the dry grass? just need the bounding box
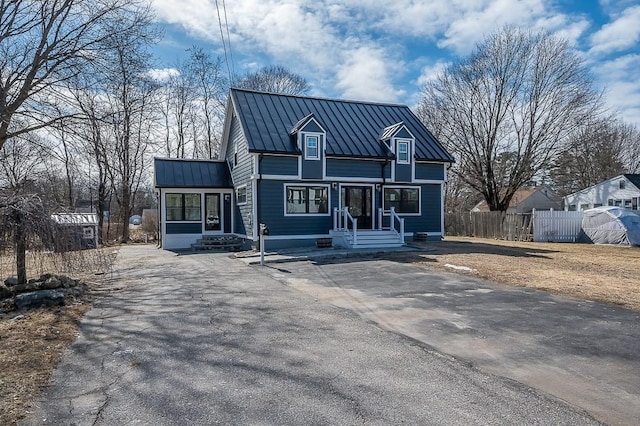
[0,304,91,425]
[401,237,640,311]
[0,247,118,425]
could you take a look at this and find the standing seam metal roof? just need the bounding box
[231,88,454,162]
[154,158,233,188]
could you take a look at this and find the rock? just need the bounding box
[13,281,41,294]
[4,277,18,287]
[43,276,63,289]
[15,290,64,310]
[60,276,79,288]
[0,283,12,299]
[39,273,53,282]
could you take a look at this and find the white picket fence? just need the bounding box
[533,209,584,242]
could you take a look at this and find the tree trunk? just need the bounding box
[14,212,27,284]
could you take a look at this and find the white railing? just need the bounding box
[333,207,358,245]
[378,207,405,243]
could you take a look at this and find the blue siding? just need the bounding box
[226,115,254,236]
[395,163,412,182]
[326,159,390,179]
[300,120,323,133]
[301,134,323,179]
[258,180,332,235]
[416,163,444,180]
[395,128,412,139]
[166,223,202,234]
[402,184,442,233]
[261,155,298,175]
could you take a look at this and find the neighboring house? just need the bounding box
[154,88,454,250]
[51,213,99,251]
[563,174,640,211]
[472,186,561,213]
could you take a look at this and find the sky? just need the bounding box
[148,0,640,126]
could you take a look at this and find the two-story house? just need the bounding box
[155,88,454,250]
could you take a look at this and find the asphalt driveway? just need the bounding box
[257,252,640,425]
[24,245,600,425]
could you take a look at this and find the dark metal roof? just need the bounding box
[624,174,640,190]
[154,158,233,188]
[231,88,454,162]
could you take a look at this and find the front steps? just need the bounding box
[191,235,244,252]
[330,229,404,249]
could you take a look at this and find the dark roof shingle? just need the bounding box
[154,158,233,188]
[624,174,640,190]
[231,88,454,162]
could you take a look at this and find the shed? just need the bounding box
[51,213,99,251]
[580,207,640,246]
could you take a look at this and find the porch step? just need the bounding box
[330,229,404,249]
[191,235,244,252]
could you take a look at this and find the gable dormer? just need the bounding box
[381,122,416,182]
[290,113,326,179]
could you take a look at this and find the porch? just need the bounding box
[329,207,405,249]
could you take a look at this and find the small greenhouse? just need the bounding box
[581,207,640,246]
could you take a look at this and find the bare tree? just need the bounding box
[236,65,309,95]
[419,27,601,211]
[98,9,160,242]
[187,48,226,159]
[0,0,152,152]
[551,117,629,195]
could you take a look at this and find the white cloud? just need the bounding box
[589,5,640,54]
[335,45,401,103]
[146,68,180,81]
[415,61,450,87]
[593,54,640,125]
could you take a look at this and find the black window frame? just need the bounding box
[165,193,202,221]
[383,187,420,214]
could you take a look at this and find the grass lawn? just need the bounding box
[403,236,640,311]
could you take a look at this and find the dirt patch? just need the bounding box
[396,237,640,311]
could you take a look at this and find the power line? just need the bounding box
[221,0,235,77]
[214,0,232,81]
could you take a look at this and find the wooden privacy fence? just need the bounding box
[532,209,583,242]
[445,211,533,241]
[446,209,585,242]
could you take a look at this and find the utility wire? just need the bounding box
[214,0,232,81]
[221,0,235,77]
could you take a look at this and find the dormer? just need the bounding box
[381,122,416,182]
[290,113,326,179]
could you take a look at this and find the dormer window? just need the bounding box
[620,180,626,190]
[397,140,410,164]
[305,135,319,160]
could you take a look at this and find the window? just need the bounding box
[236,185,247,205]
[286,185,328,215]
[594,203,603,208]
[205,194,221,231]
[305,135,319,160]
[383,187,420,214]
[234,143,238,167]
[166,193,201,221]
[620,180,626,189]
[580,204,590,211]
[568,204,577,211]
[397,140,410,164]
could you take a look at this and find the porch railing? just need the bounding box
[378,207,405,243]
[333,207,358,245]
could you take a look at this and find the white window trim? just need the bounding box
[382,185,422,216]
[284,183,331,217]
[236,184,248,206]
[397,140,410,164]
[304,134,321,161]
